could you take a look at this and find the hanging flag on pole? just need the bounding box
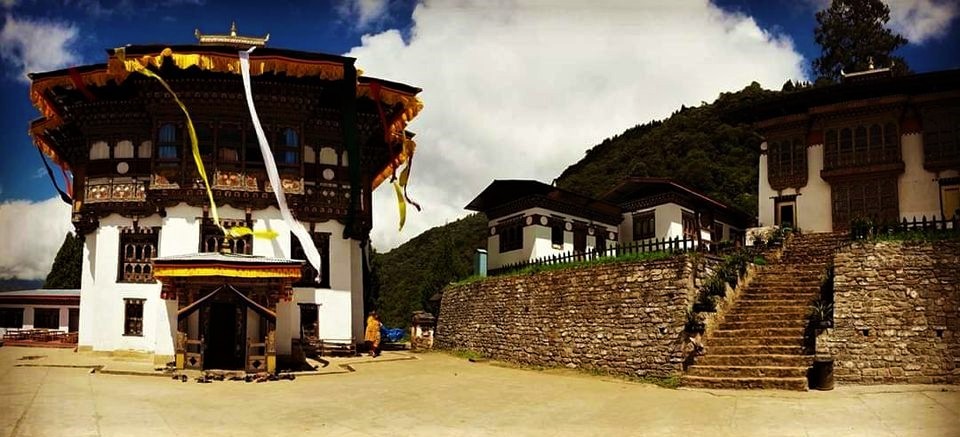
[239,47,324,280]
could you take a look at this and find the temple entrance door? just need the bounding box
[204,302,244,370]
[775,199,796,229]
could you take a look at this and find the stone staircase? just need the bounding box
[682,232,846,390]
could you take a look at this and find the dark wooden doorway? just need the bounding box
[204,302,244,370]
[68,308,79,332]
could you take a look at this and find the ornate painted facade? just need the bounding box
[27,27,422,368]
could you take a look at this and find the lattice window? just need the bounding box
[551,220,565,246]
[118,226,159,283]
[573,227,587,253]
[923,109,960,166]
[768,137,807,189]
[195,122,214,158]
[824,122,900,170]
[682,211,697,238]
[157,123,179,160]
[633,211,655,240]
[124,299,144,336]
[218,124,241,163]
[276,128,300,166]
[498,221,523,253]
[831,177,899,229]
[199,218,252,255]
[291,229,331,288]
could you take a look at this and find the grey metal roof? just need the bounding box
[0,289,81,297]
[152,252,303,265]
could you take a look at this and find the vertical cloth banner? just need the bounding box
[239,48,324,279]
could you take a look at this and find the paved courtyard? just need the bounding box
[0,346,957,436]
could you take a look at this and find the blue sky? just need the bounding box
[0,0,958,278]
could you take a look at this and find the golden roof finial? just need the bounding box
[195,21,269,48]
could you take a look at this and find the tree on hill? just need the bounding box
[372,213,488,328]
[43,232,82,289]
[812,0,909,81]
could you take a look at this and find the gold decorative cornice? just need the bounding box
[195,22,269,48]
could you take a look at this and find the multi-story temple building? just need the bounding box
[750,66,959,231]
[26,25,422,370]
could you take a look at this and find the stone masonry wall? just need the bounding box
[436,256,699,378]
[820,240,960,384]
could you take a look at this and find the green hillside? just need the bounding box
[373,82,780,328]
[370,213,488,328]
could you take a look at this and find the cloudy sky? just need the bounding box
[0,0,958,280]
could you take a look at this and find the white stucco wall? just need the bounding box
[899,133,957,220]
[619,203,687,245]
[758,143,776,228]
[78,203,364,358]
[485,206,618,270]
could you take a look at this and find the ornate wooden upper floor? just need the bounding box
[27,41,423,236]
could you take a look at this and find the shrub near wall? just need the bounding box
[436,256,699,378]
[820,240,960,384]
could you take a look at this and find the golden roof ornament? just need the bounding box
[195,21,269,48]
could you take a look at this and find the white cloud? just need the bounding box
[886,0,958,43]
[0,197,72,280]
[347,0,806,251]
[338,0,390,30]
[0,14,80,81]
[807,0,958,44]
[32,167,45,179]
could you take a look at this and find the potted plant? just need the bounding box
[684,310,706,334]
[693,294,719,313]
[810,299,834,329]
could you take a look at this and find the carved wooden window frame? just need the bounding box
[681,210,697,238]
[156,122,181,161]
[824,121,900,170]
[830,176,899,229]
[632,211,655,240]
[767,136,807,190]
[123,298,144,337]
[117,225,159,284]
[922,107,960,168]
[291,227,331,289]
[199,216,253,255]
[498,220,523,253]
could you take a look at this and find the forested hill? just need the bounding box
[555,82,778,214]
[372,82,780,328]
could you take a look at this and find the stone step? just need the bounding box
[682,375,808,391]
[711,328,805,338]
[734,300,816,309]
[695,354,814,367]
[708,345,807,355]
[723,312,810,322]
[738,293,817,301]
[705,336,804,347]
[719,319,808,330]
[725,305,810,314]
[686,365,809,379]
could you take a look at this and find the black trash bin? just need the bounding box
[809,358,835,390]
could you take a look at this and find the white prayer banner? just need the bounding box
[239,48,324,280]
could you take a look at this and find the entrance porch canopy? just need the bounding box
[152,252,304,302]
[152,252,303,279]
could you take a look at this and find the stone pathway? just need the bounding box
[1,346,958,436]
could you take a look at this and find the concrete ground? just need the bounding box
[0,346,957,437]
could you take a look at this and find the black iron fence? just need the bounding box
[850,214,959,240]
[488,236,722,277]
